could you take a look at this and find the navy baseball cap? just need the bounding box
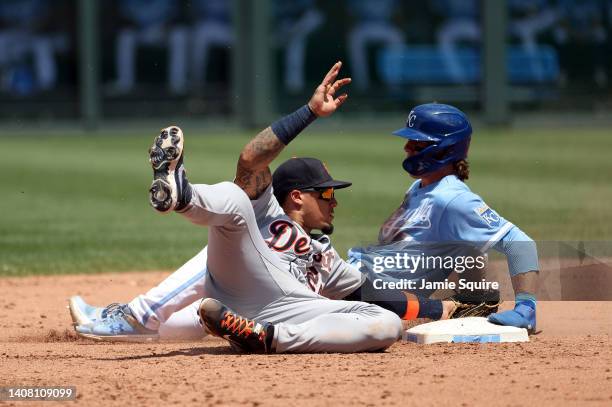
[272,157,351,199]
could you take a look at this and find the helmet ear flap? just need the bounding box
[434,146,450,160]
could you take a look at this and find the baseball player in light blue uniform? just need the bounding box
[368,103,539,332]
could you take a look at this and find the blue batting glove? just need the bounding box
[488,302,536,333]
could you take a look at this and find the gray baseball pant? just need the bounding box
[180,181,402,353]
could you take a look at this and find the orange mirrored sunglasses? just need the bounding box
[301,187,335,201]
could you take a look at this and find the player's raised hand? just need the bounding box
[307,61,351,117]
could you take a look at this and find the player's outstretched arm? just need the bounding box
[235,61,350,199]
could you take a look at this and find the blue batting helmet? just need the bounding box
[392,103,472,176]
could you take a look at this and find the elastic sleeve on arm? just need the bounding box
[492,226,540,277]
[270,105,317,145]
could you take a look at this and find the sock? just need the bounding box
[515,292,536,310]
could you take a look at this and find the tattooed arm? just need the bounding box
[234,127,282,199]
[234,61,351,200]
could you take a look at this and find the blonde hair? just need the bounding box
[454,159,470,181]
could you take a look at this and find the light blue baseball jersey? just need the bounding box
[378,174,514,252]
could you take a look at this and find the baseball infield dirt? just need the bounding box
[1,272,610,406]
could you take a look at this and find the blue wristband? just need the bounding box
[271,105,317,145]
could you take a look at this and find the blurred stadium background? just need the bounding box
[1,0,611,276]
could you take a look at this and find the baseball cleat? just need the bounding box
[75,304,159,342]
[198,298,274,353]
[68,296,109,326]
[149,125,192,213]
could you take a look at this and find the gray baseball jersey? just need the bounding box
[128,184,369,345]
[252,185,365,300]
[180,181,401,352]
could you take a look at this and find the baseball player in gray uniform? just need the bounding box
[75,62,402,353]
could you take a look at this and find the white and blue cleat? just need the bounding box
[68,295,110,326]
[70,298,159,342]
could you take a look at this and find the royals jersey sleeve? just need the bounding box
[439,191,514,252]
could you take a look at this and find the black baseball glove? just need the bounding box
[447,290,502,319]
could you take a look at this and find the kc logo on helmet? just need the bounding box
[408,111,417,127]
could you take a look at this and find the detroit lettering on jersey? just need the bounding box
[252,185,364,299]
[263,220,345,295]
[378,175,514,252]
[267,219,311,255]
[264,218,320,292]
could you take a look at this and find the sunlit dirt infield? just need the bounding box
[1,272,610,406]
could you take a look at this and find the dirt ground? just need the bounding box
[0,272,611,407]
